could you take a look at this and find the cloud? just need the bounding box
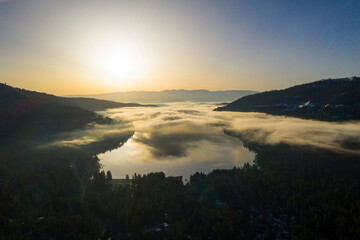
[82,103,360,180]
[227,114,360,155]
[106,104,241,159]
[162,116,183,121]
[108,103,360,157]
[177,109,201,114]
[43,120,135,155]
[133,121,226,158]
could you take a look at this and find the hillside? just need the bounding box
[216,77,360,121]
[0,83,114,143]
[67,89,258,103]
[60,97,146,111]
[0,83,147,111]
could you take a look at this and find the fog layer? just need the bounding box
[97,102,360,178]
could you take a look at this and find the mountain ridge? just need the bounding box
[215,77,360,121]
[0,83,152,111]
[0,83,143,143]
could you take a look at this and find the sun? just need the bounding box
[97,44,143,80]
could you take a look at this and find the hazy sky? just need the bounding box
[0,0,359,95]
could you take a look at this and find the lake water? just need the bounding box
[98,102,255,180]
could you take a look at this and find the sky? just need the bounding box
[0,0,359,95]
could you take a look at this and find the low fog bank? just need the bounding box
[39,102,360,167]
[107,103,236,160]
[32,101,360,179]
[98,103,254,178]
[227,113,360,155]
[42,120,135,155]
[107,103,360,158]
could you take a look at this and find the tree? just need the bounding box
[106,171,112,181]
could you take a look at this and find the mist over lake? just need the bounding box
[98,102,255,180]
[95,102,360,179]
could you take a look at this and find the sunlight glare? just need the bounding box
[97,43,144,80]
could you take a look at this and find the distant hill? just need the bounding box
[0,83,95,142]
[0,83,139,143]
[60,98,147,111]
[1,84,148,111]
[67,89,258,103]
[216,77,360,121]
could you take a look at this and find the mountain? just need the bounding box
[0,84,94,142]
[216,77,360,121]
[1,84,149,111]
[59,98,147,111]
[0,83,138,143]
[67,89,258,103]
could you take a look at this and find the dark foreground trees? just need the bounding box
[1,143,360,239]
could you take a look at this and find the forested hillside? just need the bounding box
[0,83,112,145]
[1,83,360,239]
[0,83,145,111]
[216,77,360,121]
[2,142,359,239]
